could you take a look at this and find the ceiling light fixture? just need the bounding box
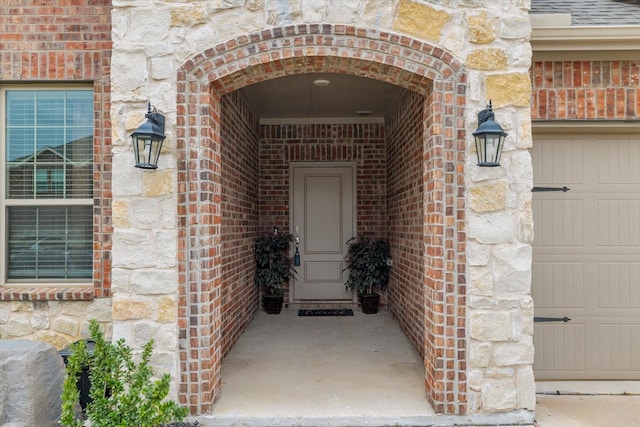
[313,79,331,87]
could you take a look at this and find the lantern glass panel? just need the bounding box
[484,134,502,164]
[133,134,163,169]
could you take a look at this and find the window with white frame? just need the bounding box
[2,87,93,283]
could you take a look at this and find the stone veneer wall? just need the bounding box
[0,0,113,347]
[220,91,260,356]
[0,0,537,419]
[386,90,428,356]
[109,0,533,417]
[531,60,640,120]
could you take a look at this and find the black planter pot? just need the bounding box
[360,293,380,314]
[262,294,284,314]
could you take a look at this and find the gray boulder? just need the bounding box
[0,339,66,427]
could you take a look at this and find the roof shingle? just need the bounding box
[531,0,640,25]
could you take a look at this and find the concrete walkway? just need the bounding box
[535,395,640,427]
[187,307,640,427]
[535,381,640,427]
[195,308,534,427]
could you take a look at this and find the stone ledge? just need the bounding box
[0,287,94,301]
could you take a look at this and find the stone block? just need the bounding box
[469,267,493,297]
[467,241,491,266]
[363,0,395,27]
[468,11,496,44]
[393,0,450,42]
[161,198,178,229]
[144,170,174,197]
[4,315,32,338]
[469,340,493,368]
[153,230,179,268]
[86,298,113,322]
[133,321,158,346]
[34,332,73,351]
[112,200,130,228]
[469,211,515,244]
[157,296,177,323]
[53,317,79,337]
[112,230,156,269]
[470,310,516,342]
[128,199,160,230]
[171,7,206,27]
[112,296,152,320]
[501,17,531,39]
[482,379,517,411]
[112,154,144,195]
[517,366,536,410]
[469,182,507,212]
[0,340,65,427]
[326,0,359,22]
[131,269,177,295]
[486,72,531,108]
[493,244,532,295]
[0,304,9,323]
[466,48,509,71]
[494,341,534,366]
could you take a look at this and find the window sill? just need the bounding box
[0,287,94,301]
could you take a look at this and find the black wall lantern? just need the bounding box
[473,100,507,167]
[131,103,166,169]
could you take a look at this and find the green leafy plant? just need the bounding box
[60,319,188,427]
[254,229,296,297]
[344,236,391,295]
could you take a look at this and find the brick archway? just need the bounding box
[176,24,468,415]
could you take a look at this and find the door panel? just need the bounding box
[532,135,640,379]
[292,164,354,301]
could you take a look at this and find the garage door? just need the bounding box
[532,134,640,380]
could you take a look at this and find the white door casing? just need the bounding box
[290,163,355,301]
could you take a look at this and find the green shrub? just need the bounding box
[60,319,188,427]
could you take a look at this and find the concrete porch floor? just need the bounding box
[195,308,534,427]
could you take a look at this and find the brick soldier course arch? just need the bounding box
[176,24,468,415]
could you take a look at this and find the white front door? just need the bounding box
[291,163,355,301]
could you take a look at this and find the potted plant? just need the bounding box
[344,236,392,314]
[254,228,296,314]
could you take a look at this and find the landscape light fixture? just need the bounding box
[473,100,507,167]
[131,103,166,169]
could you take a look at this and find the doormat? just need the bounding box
[298,308,354,317]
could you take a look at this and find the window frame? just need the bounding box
[0,84,94,287]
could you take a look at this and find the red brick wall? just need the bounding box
[386,90,427,355]
[422,78,468,414]
[220,91,260,356]
[177,83,221,413]
[0,0,112,299]
[258,123,387,301]
[532,60,640,120]
[259,123,387,235]
[177,24,467,415]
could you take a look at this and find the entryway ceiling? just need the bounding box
[240,73,407,122]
